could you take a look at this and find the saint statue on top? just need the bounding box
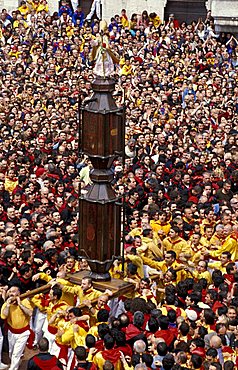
[90,20,119,78]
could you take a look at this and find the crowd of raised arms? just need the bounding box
[0,0,237,369]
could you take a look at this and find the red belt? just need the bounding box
[8,324,30,334]
[48,325,57,335]
[55,341,70,361]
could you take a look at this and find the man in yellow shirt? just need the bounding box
[200,226,215,247]
[187,260,212,284]
[33,286,69,352]
[93,334,122,370]
[210,224,225,248]
[150,210,171,237]
[60,307,88,349]
[140,228,163,260]
[18,0,30,18]
[125,248,144,278]
[208,251,231,274]
[183,232,208,264]
[58,276,104,305]
[210,224,238,261]
[50,307,89,366]
[141,250,186,283]
[1,286,33,370]
[163,226,189,257]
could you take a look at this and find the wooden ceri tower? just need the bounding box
[79,76,125,281]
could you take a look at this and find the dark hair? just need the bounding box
[167,309,176,323]
[179,322,190,336]
[166,250,176,260]
[127,262,138,275]
[113,330,126,346]
[197,326,208,338]
[148,317,159,333]
[51,286,62,300]
[98,323,110,339]
[206,348,218,358]
[85,334,96,348]
[162,354,175,370]
[187,292,201,305]
[159,315,169,330]
[38,338,49,352]
[150,309,162,319]
[212,275,224,288]
[198,278,208,289]
[20,250,31,263]
[131,354,140,367]
[124,300,131,312]
[74,346,87,361]
[97,309,110,323]
[130,298,148,314]
[133,311,144,328]
[165,293,176,305]
[171,226,180,234]
[142,353,153,367]
[191,338,205,348]
[204,309,216,325]
[217,306,227,316]
[206,289,218,302]
[191,354,203,369]
[4,251,16,261]
[226,262,236,274]
[216,322,227,333]
[44,248,57,262]
[104,334,115,350]
[19,264,31,276]
[157,342,168,356]
[175,341,190,352]
[82,276,93,285]
[224,361,235,370]
[68,307,82,317]
[103,361,114,370]
[142,228,152,237]
[221,251,231,259]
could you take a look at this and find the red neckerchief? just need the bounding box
[76,320,89,332]
[33,354,58,368]
[101,348,121,364]
[125,323,142,340]
[115,343,132,357]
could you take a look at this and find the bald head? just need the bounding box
[210,335,221,349]
[133,339,146,354]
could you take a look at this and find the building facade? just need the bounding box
[3,0,238,33]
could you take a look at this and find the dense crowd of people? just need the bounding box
[0,0,237,369]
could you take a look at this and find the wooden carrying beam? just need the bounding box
[20,284,51,299]
[19,271,160,306]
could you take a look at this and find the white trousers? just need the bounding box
[86,0,101,20]
[42,326,55,353]
[8,329,30,370]
[33,309,47,345]
[51,341,74,370]
[0,327,3,363]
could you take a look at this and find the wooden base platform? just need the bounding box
[68,270,134,299]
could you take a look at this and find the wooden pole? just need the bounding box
[19,284,51,299]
